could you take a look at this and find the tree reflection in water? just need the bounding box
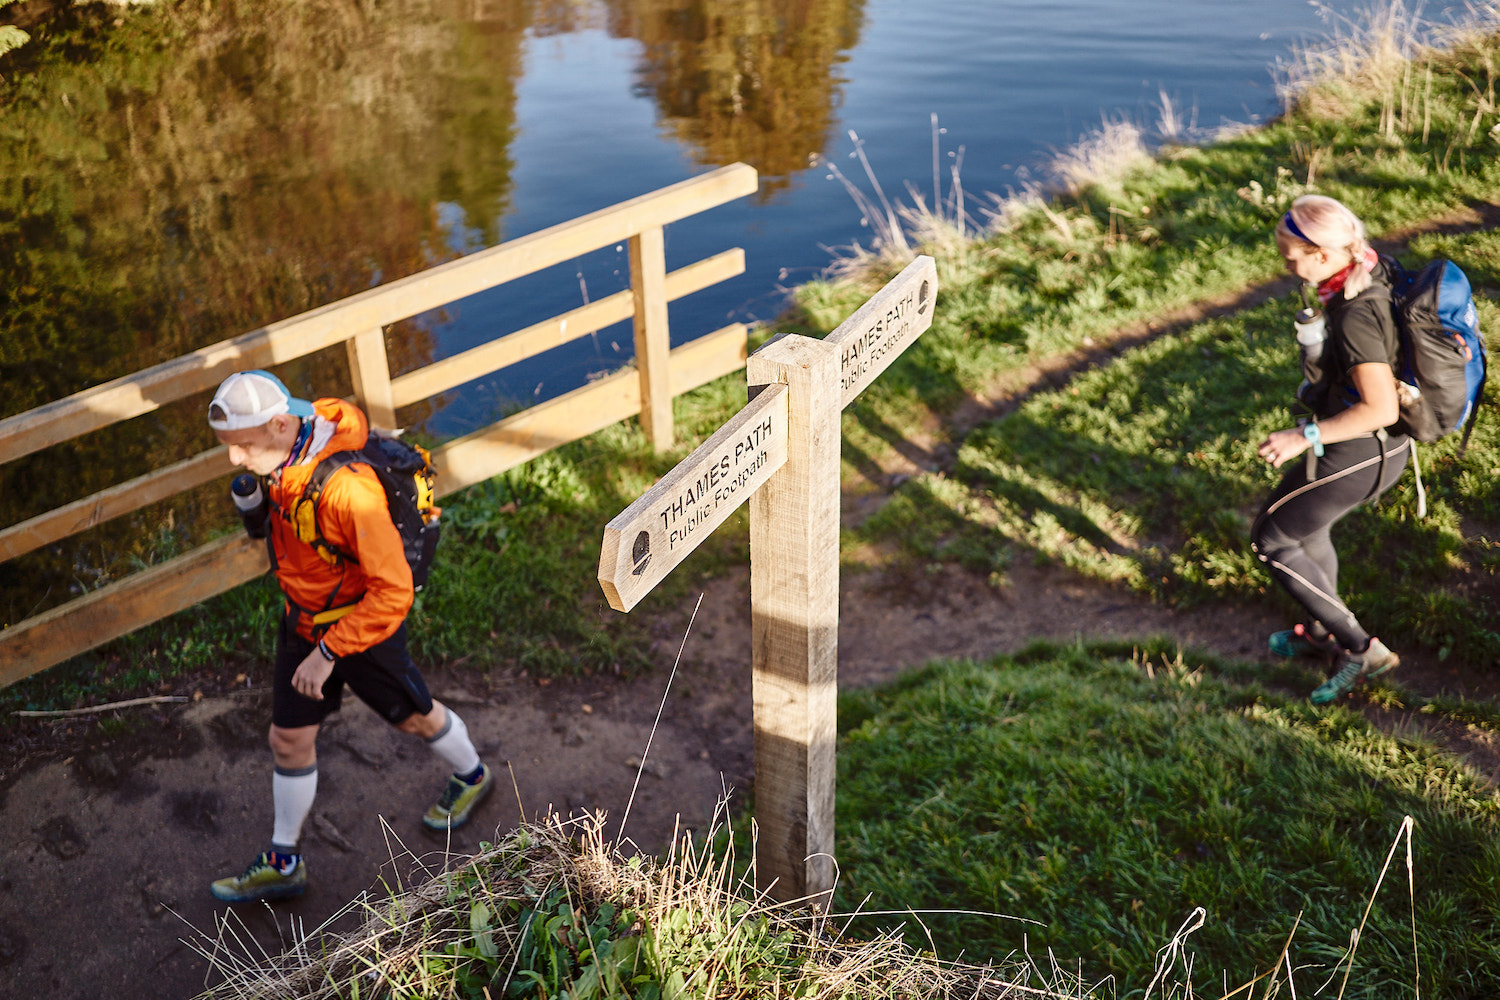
[604,0,865,197]
[2,0,528,618]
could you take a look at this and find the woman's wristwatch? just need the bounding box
[1302,421,1324,457]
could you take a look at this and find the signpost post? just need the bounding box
[599,254,938,906]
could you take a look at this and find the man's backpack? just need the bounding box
[1382,254,1487,450]
[293,432,442,591]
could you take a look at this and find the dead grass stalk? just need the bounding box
[184,809,1106,999]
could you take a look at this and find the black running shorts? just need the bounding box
[271,614,435,729]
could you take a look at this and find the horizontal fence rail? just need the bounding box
[0,163,759,686]
[0,164,757,465]
[0,249,747,566]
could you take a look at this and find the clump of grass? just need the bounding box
[187,810,1105,999]
[819,115,977,279]
[1277,0,1431,119]
[825,90,1185,284]
[1279,0,1500,154]
[1043,117,1154,198]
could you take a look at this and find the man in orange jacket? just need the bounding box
[205,370,492,903]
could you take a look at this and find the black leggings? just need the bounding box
[1250,432,1410,651]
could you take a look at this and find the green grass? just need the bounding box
[834,641,1500,997]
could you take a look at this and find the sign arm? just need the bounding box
[599,383,788,612]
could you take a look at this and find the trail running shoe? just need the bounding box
[1268,623,1340,659]
[1310,638,1399,706]
[423,763,493,830]
[210,851,306,903]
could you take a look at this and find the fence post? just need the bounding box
[630,226,673,450]
[746,334,842,908]
[346,327,398,430]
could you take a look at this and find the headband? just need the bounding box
[1282,210,1316,247]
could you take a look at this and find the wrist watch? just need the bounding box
[1302,421,1324,457]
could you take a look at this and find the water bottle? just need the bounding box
[1294,306,1326,363]
[1293,301,1328,409]
[231,474,270,539]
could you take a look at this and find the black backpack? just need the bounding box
[292,432,442,591]
[1380,254,1487,450]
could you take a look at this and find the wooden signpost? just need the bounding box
[599,254,938,906]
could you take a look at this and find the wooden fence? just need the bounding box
[0,163,760,687]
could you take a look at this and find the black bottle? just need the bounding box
[231,474,270,539]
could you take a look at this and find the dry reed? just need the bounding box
[185,809,1100,999]
[1275,0,1500,125]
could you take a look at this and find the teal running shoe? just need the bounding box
[1268,623,1340,659]
[211,851,306,903]
[423,764,493,830]
[1310,638,1399,706]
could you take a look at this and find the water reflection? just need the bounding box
[604,0,866,196]
[3,0,542,418]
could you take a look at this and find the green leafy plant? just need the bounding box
[0,0,29,62]
[506,889,646,998]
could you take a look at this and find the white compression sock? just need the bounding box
[271,764,318,852]
[425,707,481,776]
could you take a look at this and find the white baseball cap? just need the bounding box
[207,370,315,431]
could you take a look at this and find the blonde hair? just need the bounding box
[1275,194,1374,298]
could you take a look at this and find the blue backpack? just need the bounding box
[1382,255,1487,451]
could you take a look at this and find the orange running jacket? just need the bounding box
[266,398,414,657]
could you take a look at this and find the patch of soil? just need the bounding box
[35,816,87,860]
[0,921,26,969]
[168,790,223,835]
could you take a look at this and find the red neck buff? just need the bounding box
[1316,246,1379,303]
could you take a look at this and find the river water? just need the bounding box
[425,0,1428,436]
[0,0,1467,611]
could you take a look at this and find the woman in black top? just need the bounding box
[1251,194,1406,704]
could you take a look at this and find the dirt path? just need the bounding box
[5,552,1496,1000]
